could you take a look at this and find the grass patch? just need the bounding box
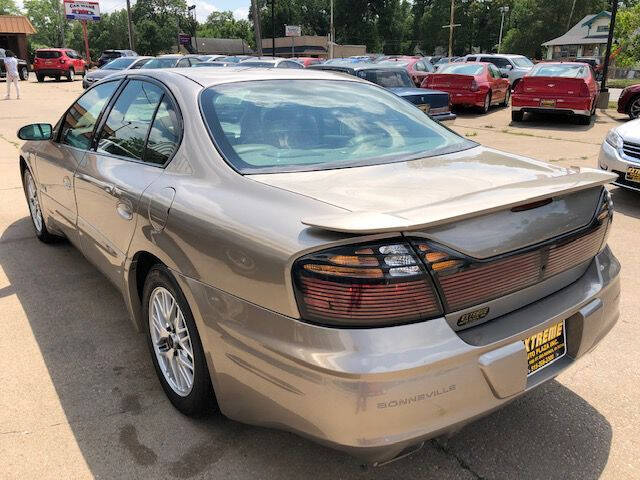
[608,101,618,109]
[464,131,478,137]
[606,78,640,89]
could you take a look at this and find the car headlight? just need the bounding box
[605,129,623,150]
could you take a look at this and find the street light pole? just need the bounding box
[329,0,334,59]
[271,0,275,58]
[601,0,619,94]
[251,0,263,56]
[188,5,197,54]
[498,6,509,53]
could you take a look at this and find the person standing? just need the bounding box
[3,50,20,100]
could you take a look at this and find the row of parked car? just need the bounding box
[34,47,637,126]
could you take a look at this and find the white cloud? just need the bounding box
[195,2,218,21]
[232,7,249,21]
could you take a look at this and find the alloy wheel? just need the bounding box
[148,286,195,397]
[25,172,43,233]
[630,97,640,120]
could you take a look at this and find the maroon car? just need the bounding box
[617,84,640,120]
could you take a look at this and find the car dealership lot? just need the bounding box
[1,80,638,479]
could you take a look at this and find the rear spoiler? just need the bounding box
[301,168,616,234]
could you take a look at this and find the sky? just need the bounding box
[16,0,251,24]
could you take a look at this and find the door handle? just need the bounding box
[116,201,133,221]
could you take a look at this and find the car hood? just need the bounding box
[249,145,615,233]
[86,69,118,80]
[616,118,640,143]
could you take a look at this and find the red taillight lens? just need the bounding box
[60,58,66,64]
[470,80,479,92]
[514,81,524,94]
[293,240,442,327]
[579,82,590,97]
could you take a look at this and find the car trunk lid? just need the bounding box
[520,76,588,96]
[425,73,475,91]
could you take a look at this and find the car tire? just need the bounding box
[22,169,59,243]
[36,73,44,83]
[19,66,29,81]
[481,92,491,114]
[66,68,75,82]
[628,95,640,120]
[143,265,216,416]
[577,114,591,125]
[511,110,524,122]
[501,88,511,107]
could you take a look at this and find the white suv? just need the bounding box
[464,54,534,89]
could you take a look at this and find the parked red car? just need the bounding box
[617,84,640,120]
[511,62,598,125]
[291,57,322,67]
[378,56,435,87]
[33,48,87,82]
[420,62,510,113]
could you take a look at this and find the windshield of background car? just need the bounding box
[531,64,588,78]
[200,80,474,174]
[103,57,136,70]
[512,57,533,68]
[359,69,412,88]
[378,60,410,68]
[142,58,179,69]
[36,50,61,59]
[439,64,484,75]
[240,61,275,68]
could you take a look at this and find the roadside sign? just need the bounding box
[285,25,301,37]
[178,34,192,46]
[64,1,100,21]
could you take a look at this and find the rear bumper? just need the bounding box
[448,90,486,107]
[34,69,69,76]
[178,246,620,463]
[430,111,457,123]
[512,94,591,116]
[598,139,640,191]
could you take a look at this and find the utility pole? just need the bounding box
[126,0,135,51]
[251,0,263,56]
[601,0,619,94]
[59,0,66,47]
[441,0,461,58]
[498,6,509,53]
[329,0,334,59]
[188,5,197,54]
[271,0,276,57]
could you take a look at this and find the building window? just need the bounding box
[596,25,609,33]
[559,45,578,58]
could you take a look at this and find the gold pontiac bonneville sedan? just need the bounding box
[17,68,620,464]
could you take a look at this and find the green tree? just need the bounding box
[501,0,609,59]
[197,11,254,48]
[132,0,192,55]
[24,0,66,50]
[0,0,20,15]
[67,10,130,60]
[615,3,640,66]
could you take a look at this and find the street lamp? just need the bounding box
[498,6,509,53]
[188,5,198,54]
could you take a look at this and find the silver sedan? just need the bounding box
[599,118,640,192]
[17,68,620,464]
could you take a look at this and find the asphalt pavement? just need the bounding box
[1,79,638,479]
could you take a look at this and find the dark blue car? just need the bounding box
[309,62,455,123]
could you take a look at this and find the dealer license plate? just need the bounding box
[625,166,640,184]
[417,104,431,114]
[524,320,566,376]
[540,99,556,108]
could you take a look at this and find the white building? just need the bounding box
[542,11,611,60]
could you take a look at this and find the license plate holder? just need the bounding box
[524,320,566,376]
[540,99,556,108]
[625,166,640,184]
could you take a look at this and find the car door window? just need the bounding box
[96,80,163,160]
[482,56,510,69]
[144,96,181,165]
[466,56,477,62]
[489,65,501,78]
[177,58,190,67]
[60,81,120,150]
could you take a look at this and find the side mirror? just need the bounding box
[504,64,513,70]
[17,123,53,141]
[501,73,509,78]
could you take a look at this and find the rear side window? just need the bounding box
[439,64,484,75]
[531,64,589,78]
[36,51,62,59]
[97,80,163,160]
[144,97,181,165]
[481,57,511,68]
[60,81,119,150]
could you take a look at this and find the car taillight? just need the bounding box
[470,80,479,92]
[514,80,524,94]
[292,239,442,327]
[60,58,66,64]
[579,82,590,97]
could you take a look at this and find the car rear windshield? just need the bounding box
[103,57,136,70]
[142,58,179,69]
[358,69,412,88]
[200,80,474,174]
[531,64,588,78]
[511,57,533,68]
[378,60,410,68]
[438,64,483,75]
[36,51,62,59]
[101,51,122,58]
[240,61,275,68]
